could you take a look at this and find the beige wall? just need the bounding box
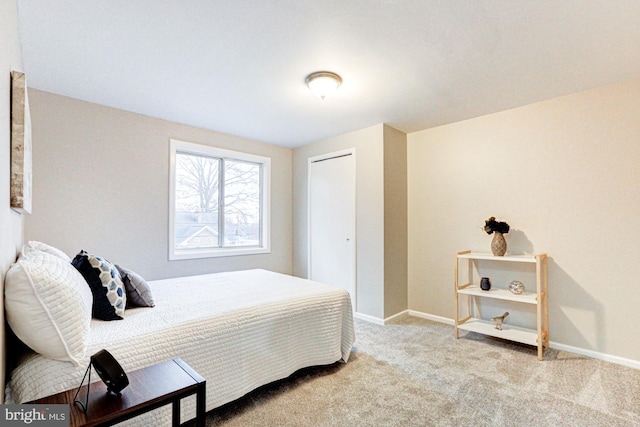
[26,90,293,280]
[408,78,640,363]
[383,125,408,318]
[0,0,25,402]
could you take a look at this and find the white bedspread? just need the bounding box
[5,269,354,425]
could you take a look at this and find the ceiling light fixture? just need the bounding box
[305,71,342,100]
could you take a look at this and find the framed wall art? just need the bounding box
[10,70,32,214]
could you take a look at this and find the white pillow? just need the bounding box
[21,240,71,262]
[5,250,93,366]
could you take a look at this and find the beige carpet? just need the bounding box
[194,316,640,426]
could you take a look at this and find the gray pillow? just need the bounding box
[115,265,155,308]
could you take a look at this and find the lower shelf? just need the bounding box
[456,318,539,347]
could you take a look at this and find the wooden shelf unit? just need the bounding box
[454,250,549,360]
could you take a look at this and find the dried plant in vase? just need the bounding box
[484,216,510,256]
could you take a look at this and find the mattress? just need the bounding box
[5,269,355,425]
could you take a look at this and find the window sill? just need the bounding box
[169,246,271,260]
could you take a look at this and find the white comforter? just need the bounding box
[6,269,355,425]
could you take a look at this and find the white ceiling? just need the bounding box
[16,0,640,148]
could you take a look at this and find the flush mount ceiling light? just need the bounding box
[305,71,342,100]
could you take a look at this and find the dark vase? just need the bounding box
[480,277,491,291]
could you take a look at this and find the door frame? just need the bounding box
[307,148,357,307]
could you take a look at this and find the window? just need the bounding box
[169,139,270,259]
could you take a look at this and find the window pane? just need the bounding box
[174,152,220,250]
[223,160,261,247]
[169,138,270,260]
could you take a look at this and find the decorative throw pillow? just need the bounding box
[5,250,93,366]
[22,240,71,262]
[72,251,126,320]
[115,265,155,307]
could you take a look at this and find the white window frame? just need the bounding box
[169,138,271,260]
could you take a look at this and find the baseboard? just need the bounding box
[384,310,410,324]
[407,310,640,370]
[549,341,640,370]
[354,312,382,325]
[354,310,410,325]
[408,310,454,326]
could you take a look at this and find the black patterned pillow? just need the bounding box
[72,251,126,320]
[115,265,155,308]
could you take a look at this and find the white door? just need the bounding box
[308,150,356,310]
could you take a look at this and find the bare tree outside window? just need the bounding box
[224,160,261,246]
[175,153,219,213]
[174,152,261,250]
[169,139,270,260]
[174,153,220,249]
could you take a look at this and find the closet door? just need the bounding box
[308,149,356,310]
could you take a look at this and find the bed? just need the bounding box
[4,244,355,426]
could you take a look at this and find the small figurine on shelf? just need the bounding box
[491,312,509,330]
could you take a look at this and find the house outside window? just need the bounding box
[169,139,270,259]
